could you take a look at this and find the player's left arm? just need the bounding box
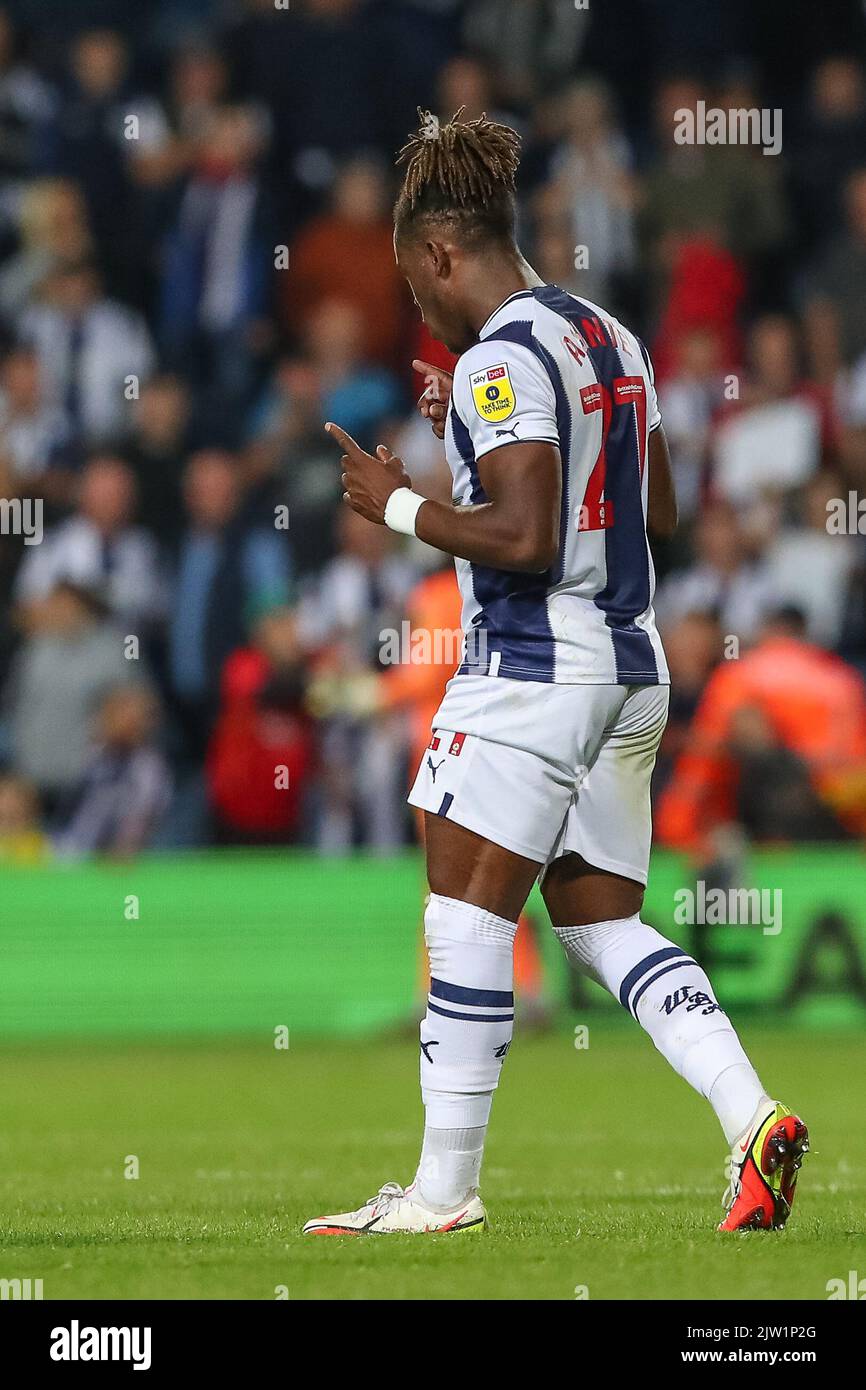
[638,337,677,541]
[647,423,678,540]
[326,423,560,574]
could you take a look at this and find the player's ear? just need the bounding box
[426,240,451,279]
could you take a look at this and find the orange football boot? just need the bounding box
[719,1102,809,1232]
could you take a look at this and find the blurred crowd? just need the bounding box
[1,0,866,864]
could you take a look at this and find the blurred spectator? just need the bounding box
[764,471,858,647]
[655,499,774,644]
[437,55,505,127]
[14,454,165,629]
[640,75,788,309]
[300,506,415,851]
[227,0,383,203]
[283,157,404,367]
[804,167,866,378]
[54,683,171,858]
[17,256,155,447]
[124,44,229,191]
[40,28,164,298]
[790,58,866,255]
[655,609,724,788]
[728,702,853,843]
[0,344,72,491]
[207,604,315,843]
[377,559,462,785]
[0,770,47,863]
[657,608,866,852]
[167,448,291,757]
[168,44,228,144]
[461,0,589,109]
[244,355,342,576]
[160,102,273,436]
[0,7,57,217]
[122,374,191,543]
[534,78,636,308]
[0,177,91,322]
[304,298,401,451]
[657,326,730,519]
[651,235,745,383]
[711,315,826,506]
[4,580,138,812]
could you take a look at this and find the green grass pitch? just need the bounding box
[2,1026,864,1300]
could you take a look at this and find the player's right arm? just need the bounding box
[327,422,561,574]
[414,341,561,570]
[331,342,562,572]
[414,439,561,572]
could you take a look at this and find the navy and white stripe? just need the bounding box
[427,976,515,1023]
[444,284,669,686]
[618,947,698,1018]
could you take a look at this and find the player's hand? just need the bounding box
[325,423,413,524]
[413,359,452,440]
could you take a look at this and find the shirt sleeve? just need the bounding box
[451,340,559,461]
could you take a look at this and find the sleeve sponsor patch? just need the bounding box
[470,363,516,423]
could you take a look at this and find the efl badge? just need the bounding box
[470,363,516,423]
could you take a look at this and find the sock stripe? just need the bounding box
[430,977,514,1008]
[629,956,696,1017]
[618,946,689,1009]
[427,1000,514,1024]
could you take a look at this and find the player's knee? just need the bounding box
[542,854,644,927]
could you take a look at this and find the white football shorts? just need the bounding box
[408,674,670,884]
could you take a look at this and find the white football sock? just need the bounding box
[554,914,767,1143]
[414,893,516,1209]
[415,1125,486,1213]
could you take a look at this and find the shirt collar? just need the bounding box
[478,288,537,339]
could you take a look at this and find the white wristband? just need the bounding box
[384,487,426,536]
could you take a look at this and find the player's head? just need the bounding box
[393,107,521,353]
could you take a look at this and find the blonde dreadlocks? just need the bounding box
[394,107,522,245]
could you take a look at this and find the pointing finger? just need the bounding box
[325,421,363,457]
[412,359,450,382]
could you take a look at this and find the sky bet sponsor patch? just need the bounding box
[470,363,516,423]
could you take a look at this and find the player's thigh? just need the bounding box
[410,677,579,920]
[542,684,670,925]
[424,813,541,923]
